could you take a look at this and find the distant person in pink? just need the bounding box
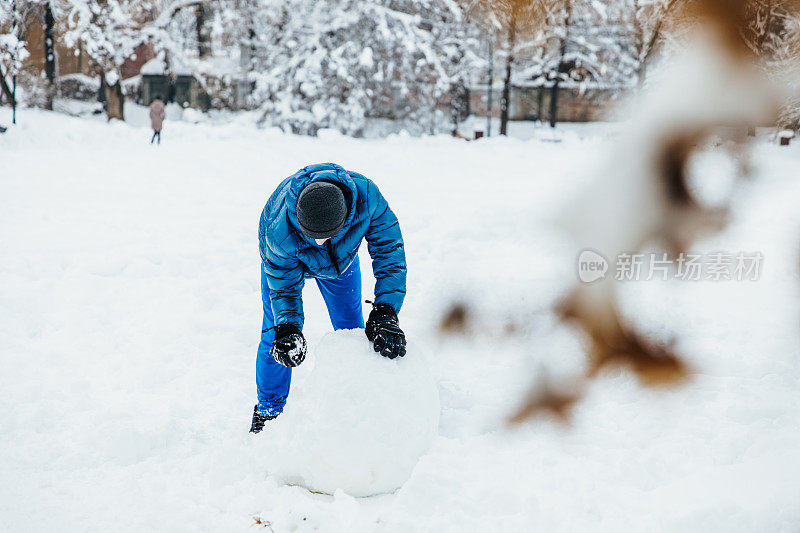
[149,96,166,145]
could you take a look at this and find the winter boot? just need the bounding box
[250,404,278,433]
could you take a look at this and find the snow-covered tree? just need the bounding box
[744,0,800,56]
[245,0,479,136]
[42,1,58,108]
[570,0,639,87]
[0,0,27,111]
[625,0,684,87]
[542,0,640,126]
[466,0,639,130]
[64,0,153,120]
[467,0,550,134]
[626,0,800,128]
[15,0,61,109]
[743,1,800,131]
[145,0,238,106]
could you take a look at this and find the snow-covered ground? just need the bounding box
[1,107,799,532]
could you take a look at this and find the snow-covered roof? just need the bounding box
[141,56,166,75]
[141,51,238,79]
[58,73,100,88]
[141,52,193,76]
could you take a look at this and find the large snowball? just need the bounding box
[261,329,439,497]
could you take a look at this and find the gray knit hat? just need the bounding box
[296,181,348,239]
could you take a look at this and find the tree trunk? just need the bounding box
[500,7,518,136]
[500,56,513,135]
[197,4,210,59]
[632,0,646,88]
[550,0,572,128]
[105,80,125,121]
[549,80,559,128]
[98,74,106,103]
[636,20,662,88]
[0,65,14,107]
[636,0,679,88]
[44,2,57,110]
[486,41,493,137]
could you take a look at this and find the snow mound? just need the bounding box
[261,329,439,497]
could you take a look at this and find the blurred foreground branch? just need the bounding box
[510,0,799,424]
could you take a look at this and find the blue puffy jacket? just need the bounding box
[259,163,406,329]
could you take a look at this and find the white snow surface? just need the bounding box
[264,330,439,497]
[1,107,800,531]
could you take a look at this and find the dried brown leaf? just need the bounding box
[508,377,583,425]
[439,302,471,334]
[559,290,691,388]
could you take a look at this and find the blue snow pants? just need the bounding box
[255,256,365,416]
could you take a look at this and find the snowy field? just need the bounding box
[1,106,800,532]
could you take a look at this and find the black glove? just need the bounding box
[365,303,407,359]
[270,324,307,367]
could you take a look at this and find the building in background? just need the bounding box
[21,14,89,78]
